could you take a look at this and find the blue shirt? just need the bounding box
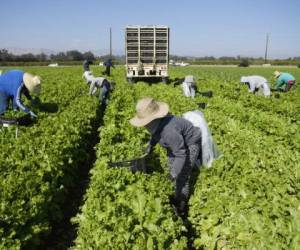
[0,70,32,113]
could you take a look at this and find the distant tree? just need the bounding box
[239,58,250,67]
[51,52,67,61]
[0,49,13,61]
[66,50,83,61]
[36,53,47,61]
[82,51,95,61]
[219,56,236,60]
[19,53,37,62]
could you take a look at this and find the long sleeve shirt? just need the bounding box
[275,73,295,89]
[89,77,107,95]
[149,115,201,178]
[241,76,271,96]
[0,70,32,113]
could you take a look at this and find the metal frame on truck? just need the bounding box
[125,25,169,83]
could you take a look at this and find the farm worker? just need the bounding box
[182,75,197,98]
[240,76,271,97]
[83,59,93,72]
[82,71,114,106]
[89,77,114,106]
[273,71,296,92]
[130,97,202,216]
[0,70,41,118]
[103,58,114,76]
[82,71,94,85]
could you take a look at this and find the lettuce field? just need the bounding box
[0,66,299,249]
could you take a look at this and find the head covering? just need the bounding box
[130,97,169,127]
[240,76,249,83]
[273,71,281,79]
[23,73,41,94]
[184,75,195,83]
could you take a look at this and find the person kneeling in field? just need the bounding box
[240,75,271,97]
[273,70,296,92]
[0,70,41,119]
[130,98,220,216]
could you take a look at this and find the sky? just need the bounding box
[1,0,300,58]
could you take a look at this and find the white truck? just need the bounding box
[125,25,169,83]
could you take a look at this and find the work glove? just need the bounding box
[29,111,37,119]
[30,97,41,106]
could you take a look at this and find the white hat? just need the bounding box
[23,73,41,94]
[184,75,195,83]
[130,98,169,127]
[273,71,281,79]
[240,76,248,83]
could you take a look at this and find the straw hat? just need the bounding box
[273,71,281,79]
[23,73,41,94]
[130,97,169,127]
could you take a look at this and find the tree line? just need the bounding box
[0,49,97,62]
[0,49,299,66]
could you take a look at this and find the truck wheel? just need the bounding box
[162,77,168,84]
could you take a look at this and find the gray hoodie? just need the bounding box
[149,115,201,177]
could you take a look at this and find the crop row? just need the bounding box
[0,68,100,249]
[72,77,189,249]
[187,68,300,249]
[74,66,299,249]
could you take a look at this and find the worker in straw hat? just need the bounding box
[0,70,41,118]
[273,70,296,92]
[130,97,202,216]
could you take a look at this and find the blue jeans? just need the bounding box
[99,84,109,106]
[0,92,8,115]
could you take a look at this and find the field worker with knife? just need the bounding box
[273,70,296,92]
[130,97,202,216]
[0,70,41,118]
[240,75,271,97]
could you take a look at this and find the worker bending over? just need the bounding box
[240,75,271,97]
[0,70,41,118]
[273,71,296,92]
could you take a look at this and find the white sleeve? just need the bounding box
[262,82,271,96]
[182,82,191,97]
[89,80,97,95]
[248,80,255,92]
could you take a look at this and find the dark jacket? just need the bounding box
[83,60,92,71]
[150,115,201,177]
[104,59,113,67]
